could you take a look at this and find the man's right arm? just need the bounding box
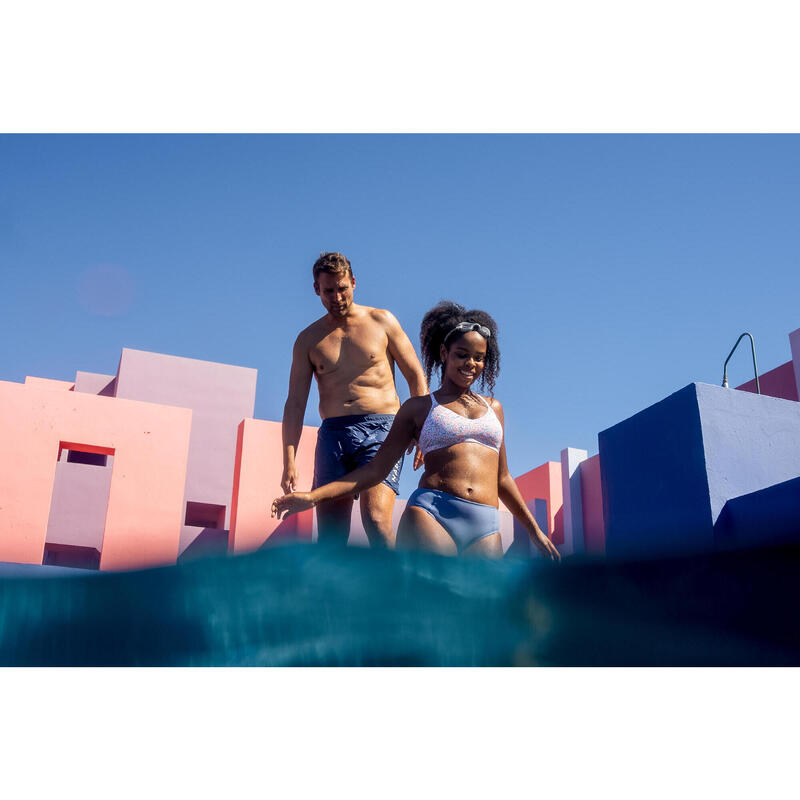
[282,334,314,494]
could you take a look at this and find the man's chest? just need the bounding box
[311,326,389,375]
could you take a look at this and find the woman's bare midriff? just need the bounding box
[418,443,500,507]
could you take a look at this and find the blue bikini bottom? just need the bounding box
[406,488,500,553]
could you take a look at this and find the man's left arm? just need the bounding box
[381,309,428,397]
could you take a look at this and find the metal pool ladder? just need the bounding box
[722,332,760,394]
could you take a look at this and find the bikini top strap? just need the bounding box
[429,392,439,408]
[476,394,491,409]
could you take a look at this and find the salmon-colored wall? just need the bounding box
[229,419,317,553]
[514,461,564,545]
[579,454,606,555]
[24,376,75,391]
[0,380,192,570]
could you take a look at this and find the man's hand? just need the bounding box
[406,438,424,470]
[271,492,315,520]
[531,528,561,562]
[281,464,298,494]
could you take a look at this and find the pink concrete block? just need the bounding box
[0,380,191,570]
[514,461,564,546]
[74,371,116,396]
[496,505,515,552]
[392,499,408,542]
[229,418,317,553]
[579,454,606,556]
[736,360,799,402]
[24,376,75,391]
[45,461,112,550]
[114,348,257,538]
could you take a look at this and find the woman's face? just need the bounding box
[440,331,487,390]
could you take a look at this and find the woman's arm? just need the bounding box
[491,399,560,561]
[271,398,420,519]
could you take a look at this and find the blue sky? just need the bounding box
[2,134,799,498]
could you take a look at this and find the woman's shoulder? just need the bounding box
[396,395,433,431]
[400,394,434,417]
[480,394,504,416]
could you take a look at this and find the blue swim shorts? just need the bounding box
[313,413,404,496]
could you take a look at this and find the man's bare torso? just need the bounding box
[300,304,401,419]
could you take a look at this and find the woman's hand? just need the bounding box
[531,528,561,562]
[271,492,315,520]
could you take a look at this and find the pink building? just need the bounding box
[0,377,192,571]
[0,348,321,571]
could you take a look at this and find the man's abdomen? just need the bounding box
[316,367,400,419]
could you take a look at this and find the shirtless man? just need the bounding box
[282,252,428,547]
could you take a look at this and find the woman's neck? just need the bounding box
[437,379,472,398]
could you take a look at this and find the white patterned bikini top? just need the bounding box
[418,392,504,456]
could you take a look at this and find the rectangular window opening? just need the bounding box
[43,544,101,570]
[185,502,226,529]
[58,441,115,464]
[66,450,109,467]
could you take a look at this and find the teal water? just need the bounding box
[1,543,798,666]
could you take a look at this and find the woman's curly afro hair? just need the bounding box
[419,300,500,395]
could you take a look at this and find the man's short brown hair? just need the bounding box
[312,251,353,282]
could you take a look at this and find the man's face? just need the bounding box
[315,271,355,317]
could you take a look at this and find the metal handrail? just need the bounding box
[722,332,760,394]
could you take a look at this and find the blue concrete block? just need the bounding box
[599,384,710,557]
[716,475,800,549]
[599,383,800,558]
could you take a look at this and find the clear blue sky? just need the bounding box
[2,134,799,499]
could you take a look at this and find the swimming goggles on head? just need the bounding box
[443,321,492,342]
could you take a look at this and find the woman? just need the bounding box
[272,301,560,560]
